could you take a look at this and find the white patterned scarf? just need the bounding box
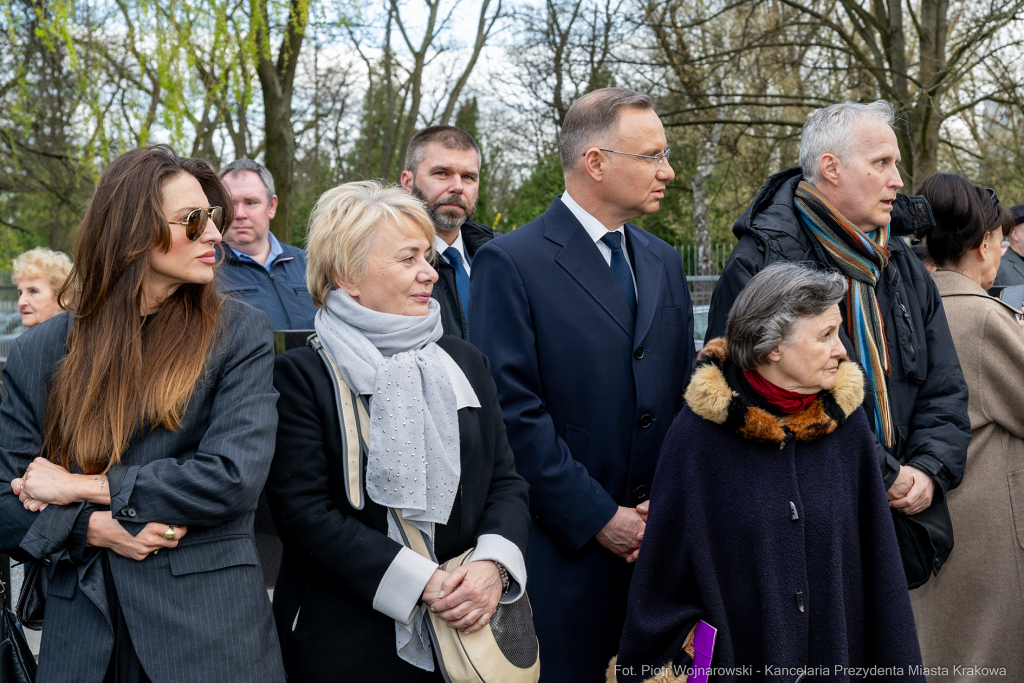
[314,289,461,670]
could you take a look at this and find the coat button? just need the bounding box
[633,484,648,501]
[43,558,52,567]
[795,590,805,613]
[126,508,137,518]
[634,346,645,360]
[790,502,799,521]
[639,414,652,429]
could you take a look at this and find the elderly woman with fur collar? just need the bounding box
[611,263,924,683]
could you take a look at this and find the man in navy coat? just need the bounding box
[469,88,694,682]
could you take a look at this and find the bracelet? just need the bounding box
[493,561,510,597]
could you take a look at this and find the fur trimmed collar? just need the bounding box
[685,338,864,446]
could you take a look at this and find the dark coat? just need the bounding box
[265,335,530,682]
[468,197,695,683]
[706,168,970,498]
[431,219,499,339]
[217,242,319,330]
[614,340,924,683]
[994,246,1024,287]
[0,299,285,682]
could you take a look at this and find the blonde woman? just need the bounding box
[13,247,73,328]
[266,181,531,681]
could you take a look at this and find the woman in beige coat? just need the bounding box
[912,173,1023,682]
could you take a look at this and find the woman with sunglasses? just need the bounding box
[0,145,285,682]
[910,175,1024,680]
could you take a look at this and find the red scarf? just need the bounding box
[742,369,819,415]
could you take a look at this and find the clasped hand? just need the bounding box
[420,560,502,635]
[887,464,935,515]
[597,501,649,563]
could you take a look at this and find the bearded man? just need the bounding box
[400,126,498,339]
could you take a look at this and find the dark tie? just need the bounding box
[444,246,471,324]
[600,232,637,315]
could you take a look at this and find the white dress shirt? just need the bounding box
[561,190,637,293]
[434,230,471,276]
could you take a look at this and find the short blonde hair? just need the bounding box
[13,247,73,297]
[306,181,436,308]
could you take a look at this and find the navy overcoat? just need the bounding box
[469,197,694,682]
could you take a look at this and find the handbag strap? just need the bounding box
[308,334,370,511]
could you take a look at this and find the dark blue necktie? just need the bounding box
[444,246,471,324]
[600,232,637,315]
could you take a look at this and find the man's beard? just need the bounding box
[411,185,477,234]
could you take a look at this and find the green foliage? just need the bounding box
[493,153,564,232]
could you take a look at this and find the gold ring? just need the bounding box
[164,526,176,540]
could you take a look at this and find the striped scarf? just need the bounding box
[794,181,894,449]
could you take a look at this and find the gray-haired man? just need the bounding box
[706,101,970,589]
[218,159,318,330]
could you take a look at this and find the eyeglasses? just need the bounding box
[590,148,672,167]
[169,206,223,241]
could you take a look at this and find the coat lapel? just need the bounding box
[543,198,635,335]
[626,224,664,344]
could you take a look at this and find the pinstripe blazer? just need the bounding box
[0,298,285,683]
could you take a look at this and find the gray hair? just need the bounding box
[404,126,481,174]
[726,263,848,370]
[559,88,655,176]
[798,101,896,184]
[219,158,276,202]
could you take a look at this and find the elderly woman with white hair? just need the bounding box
[265,181,532,681]
[611,263,924,683]
[13,247,73,328]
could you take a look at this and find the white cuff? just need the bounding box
[373,546,438,624]
[469,534,527,603]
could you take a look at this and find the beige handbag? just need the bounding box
[310,335,541,683]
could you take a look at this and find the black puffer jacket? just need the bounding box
[431,219,500,339]
[706,167,970,497]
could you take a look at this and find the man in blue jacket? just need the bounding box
[469,88,694,682]
[218,159,318,330]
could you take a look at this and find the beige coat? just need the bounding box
[910,269,1024,681]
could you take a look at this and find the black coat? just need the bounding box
[995,246,1024,287]
[265,335,531,682]
[431,220,499,339]
[614,341,924,683]
[707,168,970,496]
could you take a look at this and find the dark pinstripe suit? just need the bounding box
[0,298,286,682]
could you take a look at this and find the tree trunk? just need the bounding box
[252,0,308,244]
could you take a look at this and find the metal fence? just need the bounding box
[0,271,21,363]
[676,243,732,306]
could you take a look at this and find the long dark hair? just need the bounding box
[918,173,1014,267]
[44,146,234,474]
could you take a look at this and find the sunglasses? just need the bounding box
[169,206,223,241]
